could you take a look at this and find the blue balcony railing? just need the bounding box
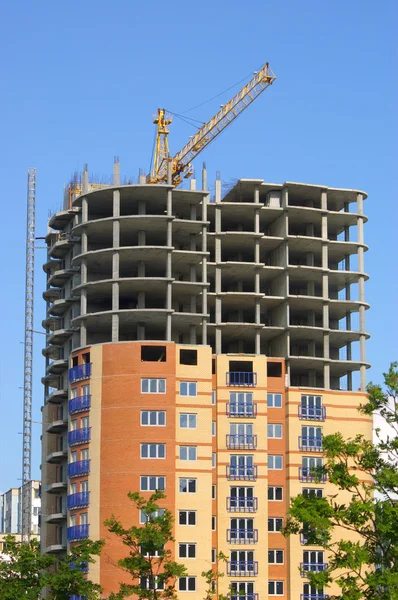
[227,434,257,449]
[69,395,91,414]
[69,363,91,383]
[300,563,328,577]
[227,402,257,417]
[299,406,326,420]
[70,561,88,573]
[227,496,258,512]
[70,596,85,600]
[227,529,258,543]
[67,524,89,541]
[227,465,258,481]
[226,372,257,386]
[299,467,326,483]
[300,595,329,600]
[67,492,90,510]
[68,460,90,478]
[299,436,323,451]
[68,428,91,446]
[231,595,258,600]
[227,561,258,576]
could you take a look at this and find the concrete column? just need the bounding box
[255,331,260,355]
[321,190,327,212]
[201,190,208,345]
[190,178,196,191]
[190,325,196,344]
[347,371,352,392]
[113,189,120,217]
[139,170,146,185]
[190,265,196,282]
[137,324,146,340]
[137,292,145,309]
[81,289,87,315]
[138,231,146,246]
[215,176,222,354]
[190,295,196,313]
[113,221,120,248]
[112,282,119,311]
[112,252,119,279]
[113,157,120,186]
[254,240,260,264]
[80,323,87,347]
[166,314,172,342]
[254,186,260,204]
[324,363,330,390]
[82,165,89,194]
[81,259,87,284]
[81,230,88,254]
[190,234,196,251]
[202,163,208,192]
[82,197,88,224]
[190,204,197,220]
[138,261,145,277]
[139,201,145,215]
[111,314,119,342]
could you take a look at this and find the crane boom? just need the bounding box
[148,62,276,185]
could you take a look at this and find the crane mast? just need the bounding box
[148,62,276,186]
[21,168,36,542]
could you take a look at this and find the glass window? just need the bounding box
[268,486,283,501]
[141,411,166,426]
[302,488,323,498]
[179,478,197,493]
[212,516,216,530]
[268,455,283,470]
[179,511,196,525]
[180,446,197,461]
[212,484,216,499]
[180,413,197,429]
[81,448,89,461]
[179,543,196,558]
[140,476,165,491]
[212,390,216,405]
[179,577,196,592]
[267,424,283,438]
[268,518,283,532]
[141,378,166,394]
[267,393,282,408]
[212,453,216,468]
[141,444,166,459]
[268,581,284,596]
[268,550,284,564]
[140,508,165,524]
[180,382,197,397]
[212,421,216,436]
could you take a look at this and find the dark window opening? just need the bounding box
[72,356,78,367]
[82,352,90,364]
[267,362,282,377]
[212,358,216,374]
[180,349,197,365]
[229,360,253,373]
[141,346,166,362]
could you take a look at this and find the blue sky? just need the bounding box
[0,0,396,489]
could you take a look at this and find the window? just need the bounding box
[82,384,90,395]
[267,424,283,438]
[70,482,77,494]
[212,485,216,499]
[229,392,255,415]
[141,378,166,394]
[71,387,78,399]
[80,512,88,525]
[268,550,284,564]
[140,476,165,491]
[71,419,78,431]
[179,413,197,429]
[180,382,197,396]
[267,393,282,408]
[230,518,254,539]
[179,478,196,493]
[81,448,89,461]
[231,582,254,599]
[141,444,166,459]
[179,446,197,461]
[268,580,284,596]
[212,516,216,530]
[71,451,77,463]
[140,508,165,524]
[179,511,196,525]
[212,421,216,436]
[141,411,166,426]
[212,548,216,563]
[81,480,89,493]
[268,455,283,470]
[303,488,323,498]
[301,425,322,449]
[141,345,166,362]
[212,390,216,405]
[268,486,283,501]
[212,453,216,468]
[303,550,324,566]
[267,362,282,377]
[140,576,164,590]
[303,583,325,596]
[179,577,196,591]
[81,416,89,428]
[179,543,196,558]
[301,394,323,419]
[141,544,163,558]
[268,518,283,532]
[180,349,197,365]
[70,514,77,527]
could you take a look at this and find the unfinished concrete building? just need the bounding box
[41,162,370,599]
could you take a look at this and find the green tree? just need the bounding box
[283,362,398,599]
[104,491,187,600]
[0,535,103,599]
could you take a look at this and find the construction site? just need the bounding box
[19,62,371,599]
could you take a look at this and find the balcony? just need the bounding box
[227,402,257,417]
[70,561,88,573]
[67,492,90,510]
[299,467,326,483]
[227,434,257,450]
[299,406,326,420]
[46,481,67,494]
[69,395,91,414]
[69,363,92,383]
[231,595,258,600]
[301,595,329,600]
[68,428,91,446]
[299,437,323,452]
[46,449,67,463]
[44,510,67,524]
[227,561,258,576]
[227,529,258,544]
[46,419,68,434]
[226,372,257,386]
[67,524,89,541]
[226,496,258,512]
[68,459,90,478]
[301,563,328,577]
[227,465,258,481]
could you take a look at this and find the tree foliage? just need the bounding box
[104,491,187,600]
[0,534,103,600]
[283,362,398,599]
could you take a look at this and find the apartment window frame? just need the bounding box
[212,421,216,436]
[212,453,216,468]
[268,486,283,501]
[140,508,165,524]
[212,390,216,405]
[268,549,284,564]
[179,413,197,429]
[179,446,197,461]
[141,378,166,394]
[179,577,197,592]
[268,580,284,596]
[212,516,216,531]
[179,511,196,526]
[178,543,196,559]
[141,443,166,459]
[267,424,283,439]
[268,455,283,470]
[140,476,166,492]
[179,478,197,494]
[267,393,282,408]
[179,381,197,397]
[141,411,166,426]
[268,518,283,532]
[302,487,324,498]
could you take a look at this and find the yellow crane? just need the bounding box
[147,62,276,186]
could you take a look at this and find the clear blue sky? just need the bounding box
[0,0,396,490]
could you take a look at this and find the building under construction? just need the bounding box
[40,159,371,599]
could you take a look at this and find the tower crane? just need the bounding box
[147,62,276,186]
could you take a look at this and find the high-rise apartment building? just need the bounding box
[41,163,372,599]
[0,481,41,535]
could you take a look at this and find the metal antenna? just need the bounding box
[22,168,36,542]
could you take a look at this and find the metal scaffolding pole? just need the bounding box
[21,168,36,541]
